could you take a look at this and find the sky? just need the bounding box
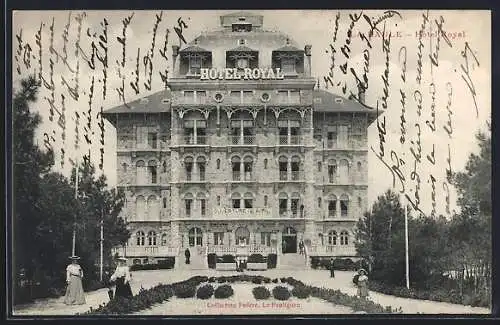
[12,10,491,218]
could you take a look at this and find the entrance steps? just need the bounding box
[278,253,308,270]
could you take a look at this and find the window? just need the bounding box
[231,119,255,144]
[318,161,322,172]
[261,232,271,246]
[357,161,362,171]
[244,198,253,208]
[291,198,299,217]
[327,131,337,148]
[243,156,253,181]
[242,90,253,103]
[136,231,145,246]
[279,197,288,215]
[184,120,206,144]
[217,195,221,206]
[264,159,268,169]
[338,125,349,144]
[339,159,349,183]
[328,196,337,217]
[279,156,288,181]
[232,24,252,32]
[147,195,159,220]
[231,156,241,181]
[232,199,241,208]
[214,232,224,245]
[289,90,300,103]
[278,120,300,144]
[163,197,167,209]
[200,199,206,216]
[264,195,268,207]
[328,231,337,245]
[188,227,203,246]
[189,56,202,75]
[161,233,168,246]
[148,132,158,149]
[340,194,349,217]
[136,160,146,184]
[318,197,322,208]
[277,90,288,103]
[184,157,193,181]
[197,157,206,181]
[185,198,192,217]
[163,161,167,173]
[147,231,157,246]
[122,163,127,172]
[358,196,362,207]
[148,160,157,184]
[216,158,220,169]
[136,195,145,220]
[328,160,337,183]
[291,156,300,180]
[340,231,349,245]
[281,58,296,74]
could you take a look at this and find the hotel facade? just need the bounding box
[104,12,378,267]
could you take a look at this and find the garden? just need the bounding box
[81,275,402,315]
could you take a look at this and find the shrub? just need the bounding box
[217,276,227,283]
[196,284,214,300]
[252,286,271,300]
[333,258,355,271]
[129,259,175,271]
[267,254,277,269]
[207,254,217,269]
[251,277,263,284]
[291,285,311,299]
[247,254,265,263]
[221,254,236,263]
[353,274,359,285]
[272,278,278,283]
[208,277,216,283]
[272,286,291,300]
[173,284,196,298]
[214,284,234,299]
[263,277,271,284]
[310,257,319,269]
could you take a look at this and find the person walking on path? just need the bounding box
[184,248,191,264]
[63,256,86,305]
[356,268,369,299]
[329,258,335,278]
[110,257,133,299]
[299,240,304,255]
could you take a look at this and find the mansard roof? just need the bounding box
[312,89,378,114]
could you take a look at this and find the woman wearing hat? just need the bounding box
[110,257,133,298]
[63,256,86,305]
[356,268,369,299]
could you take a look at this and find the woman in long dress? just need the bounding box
[357,268,369,299]
[110,257,133,298]
[63,256,86,305]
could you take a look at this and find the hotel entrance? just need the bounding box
[282,227,297,254]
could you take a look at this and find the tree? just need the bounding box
[12,76,54,300]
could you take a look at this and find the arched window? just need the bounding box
[328,159,337,183]
[136,195,145,220]
[340,194,349,217]
[122,162,127,172]
[148,160,157,184]
[231,156,241,181]
[243,192,253,208]
[217,195,221,206]
[340,230,349,245]
[328,195,337,218]
[163,197,167,209]
[216,158,221,169]
[339,159,349,183]
[278,156,288,180]
[357,161,362,172]
[318,197,322,208]
[148,195,159,220]
[291,156,301,180]
[264,158,268,169]
[136,160,146,184]
[188,227,203,246]
[184,156,194,181]
[231,192,241,208]
[357,196,362,208]
[147,231,157,246]
[197,192,207,216]
[317,161,322,172]
[328,230,337,245]
[243,156,253,181]
[184,193,193,217]
[163,161,167,173]
[161,233,168,246]
[197,156,206,181]
[264,195,268,207]
[291,192,300,217]
[278,192,288,215]
[136,231,145,246]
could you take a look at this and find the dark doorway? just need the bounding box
[282,227,297,254]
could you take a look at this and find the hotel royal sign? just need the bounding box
[212,207,273,219]
[200,68,285,80]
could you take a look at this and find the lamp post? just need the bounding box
[72,159,79,256]
[100,208,104,282]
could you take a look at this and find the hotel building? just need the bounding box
[104,12,378,267]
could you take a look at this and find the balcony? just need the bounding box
[211,207,273,220]
[117,141,170,153]
[233,171,254,182]
[279,209,302,219]
[279,171,304,181]
[182,135,208,146]
[278,135,301,146]
[174,96,210,105]
[231,135,256,145]
[308,245,356,257]
[111,246,179,257]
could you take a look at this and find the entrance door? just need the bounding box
[282,227,297,254]
[188,227,203,247]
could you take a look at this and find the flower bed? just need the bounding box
[83,275,401,315]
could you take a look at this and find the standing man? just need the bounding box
[184,248,191,264]
[329,258,335,278]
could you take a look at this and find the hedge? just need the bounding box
[129,258,175,271]
[267,254,277,269]
[207,254,217,269]
[196,284,214,299]
[247,254,266,263]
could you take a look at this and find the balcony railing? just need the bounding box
[183,135,207,145]
[290,171,302,180]
[279,171,303,181]
[118,141,170,152]
[279,171,287,181]
[309,245,356,256]
[208,244,276,255]
[233,171,254,181]
[111,246,179,257]
[231,135,256,145]
[278,135,301,145]
[279,210,303,219]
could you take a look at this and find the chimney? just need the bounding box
[304,45,312,77]
[172,45,180,77]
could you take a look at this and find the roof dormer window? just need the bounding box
[232,23,252,32]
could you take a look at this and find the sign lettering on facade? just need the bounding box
[200,68,285,80]
[212,207,272,219]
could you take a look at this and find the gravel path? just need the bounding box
[12,269,490,315]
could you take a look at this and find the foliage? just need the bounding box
[129,260,175,271]
[247,254,265,263]
[214,284,234,299]
[267,254,277,269]
[291,285,311,299]
[220,255,236,263]
[173,283,197,298]
[252,286,271,300]
[208,277,216,283]
[272,278,279,283]
[207,253,217,269]
[196,284,215,299]
[272,286,291,300]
